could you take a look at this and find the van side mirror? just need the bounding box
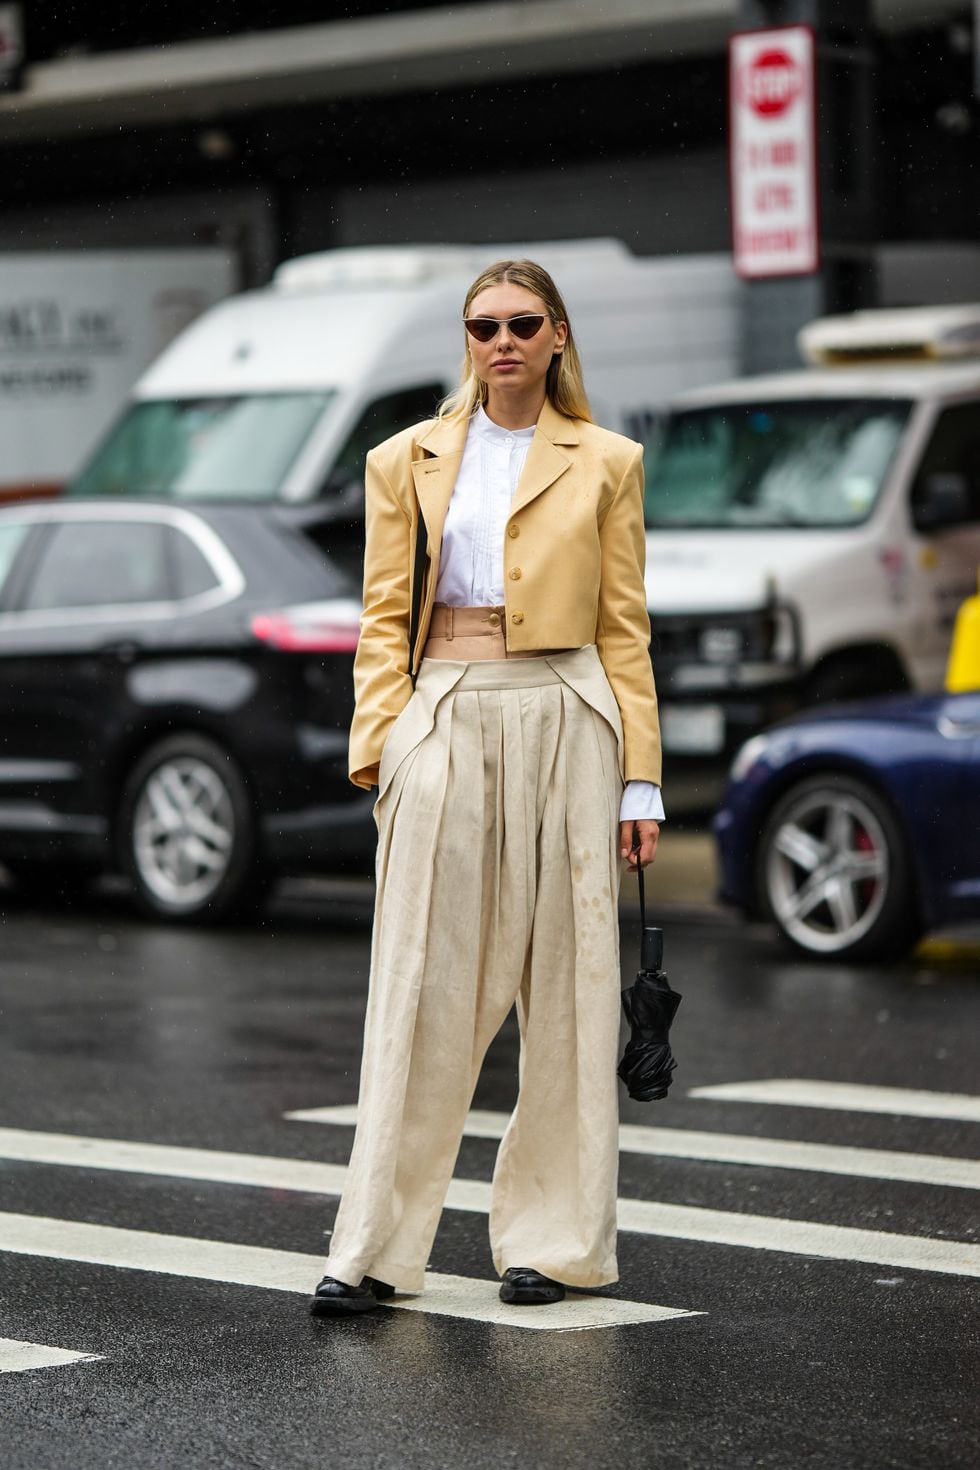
[913,472,972,532]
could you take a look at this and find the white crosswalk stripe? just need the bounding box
[0,1126,977,1278]
[687,1079,980,1123]
[285,1104,980,1190]
[612,1199,979,1277]
[0,1127,350,1197]
[0,1336,103,1375]
[0,1214,695,1333]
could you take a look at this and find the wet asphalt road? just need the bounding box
[1,875,978,1470]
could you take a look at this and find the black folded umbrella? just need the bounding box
[617,858,682,1102]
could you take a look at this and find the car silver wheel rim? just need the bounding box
[765,788,889,954]
[133,757,235,908]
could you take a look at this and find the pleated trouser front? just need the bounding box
[324,645,625,1292]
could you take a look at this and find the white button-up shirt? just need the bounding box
[434,407,664,824]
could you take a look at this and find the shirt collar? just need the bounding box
[473,404,537,444]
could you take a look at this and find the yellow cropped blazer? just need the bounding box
[348,400,662,791]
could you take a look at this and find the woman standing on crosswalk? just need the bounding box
[310,257,663,1315]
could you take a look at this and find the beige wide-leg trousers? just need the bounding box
[324,644,625,1293]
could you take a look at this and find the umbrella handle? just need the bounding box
[635,837,646,930]
[634,834,664,972]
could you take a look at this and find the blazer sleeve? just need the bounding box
[348,447,415,790]
[595,444,663,786]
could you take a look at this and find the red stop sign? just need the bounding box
[744,49,802,117]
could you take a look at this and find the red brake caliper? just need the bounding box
[854,824,877,905]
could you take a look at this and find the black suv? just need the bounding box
[0,500,374,921]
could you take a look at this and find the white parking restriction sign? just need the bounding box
[729,26,818,278]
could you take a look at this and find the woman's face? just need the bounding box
[465,283,568,399]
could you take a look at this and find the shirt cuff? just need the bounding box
[619,780,665,823]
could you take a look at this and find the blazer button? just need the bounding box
[507,524,520,538]
[511,612,524,625]
[509,567,522,581]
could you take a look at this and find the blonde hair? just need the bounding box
[438,258,592,423]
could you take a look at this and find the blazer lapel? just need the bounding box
[510,400,579,515]
[411,417,468,553]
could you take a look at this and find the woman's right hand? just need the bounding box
[620,819,660,870]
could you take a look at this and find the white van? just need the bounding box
[643,305,980,760]
[68,240,738,578]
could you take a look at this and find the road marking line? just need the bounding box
[0,1214,694,1333]
[0,1128,977,1278]
[687,1080,980,1123]
[284,1105,980,1191]
[0,1127,351,1196]
[613,1199,979,1277]
[0,1336,102,1374]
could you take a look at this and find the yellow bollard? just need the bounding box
[945,573,980,693]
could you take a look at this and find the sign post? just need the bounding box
[729,25,819,279]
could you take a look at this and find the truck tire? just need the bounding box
[118,733,268,923]
[756,772,921,962]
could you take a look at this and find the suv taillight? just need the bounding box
[251,599,361,653]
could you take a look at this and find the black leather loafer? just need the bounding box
[309,1274,396,1316]
[499,1267,566,1305]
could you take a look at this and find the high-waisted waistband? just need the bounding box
[418,643,597,692]
[424,604,570,662]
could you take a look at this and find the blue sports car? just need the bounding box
[713,689,980,960]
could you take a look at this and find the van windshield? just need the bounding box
[68,393,336,501]
[644,398,912,529]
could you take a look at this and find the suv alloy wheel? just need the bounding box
[118,733,266,922]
